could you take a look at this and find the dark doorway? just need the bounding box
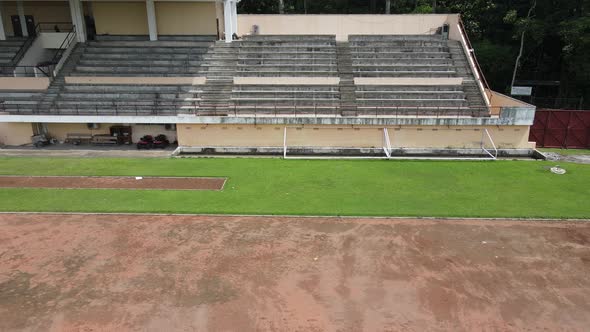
[10,15,36,37]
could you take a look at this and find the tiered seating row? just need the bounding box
[236,35,338,77]
[49,84,202,115]
[70,39,215,77]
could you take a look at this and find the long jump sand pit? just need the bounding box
[0,176,226,190]
[1,214,589,331]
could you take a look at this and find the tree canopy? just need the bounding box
[238,0,590,108]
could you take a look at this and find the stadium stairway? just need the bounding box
[0,38,28,76]
[199,41,239,114]
[447,40,488,112]
[0,38,26,66]
[336,41,357,115]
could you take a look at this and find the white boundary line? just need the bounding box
[0,176,227,191]
[0,211,587,222]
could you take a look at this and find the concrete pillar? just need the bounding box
[231,0,238,36]
[17,0,27,37]
[69,0,86,42]
[223,0,233,43]
[146,0,157,41]
[0,4,6,40]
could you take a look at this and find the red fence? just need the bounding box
[529,109,590,148]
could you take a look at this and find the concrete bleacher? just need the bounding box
[25,36,215,115]
[231,83,340,115]
[0,91,44,112]
[349,35,455,78]
[2,33,489,117]
[68,35,215,77]
[0,38,26,66]
[47,84,202,115]
[230,35,340,114]
[349,35,487,116]
[0,38,27,76]
[236,35,338,77]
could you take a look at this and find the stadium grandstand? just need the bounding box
[0,0,536,157]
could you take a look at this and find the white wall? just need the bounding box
[238,14,460,41]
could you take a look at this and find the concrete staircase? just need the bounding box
[0,38,26,65]
[199,41,239,114]
[336,41,357,115]
[448,40,487,114]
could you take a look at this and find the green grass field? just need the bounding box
[0,157,589,218]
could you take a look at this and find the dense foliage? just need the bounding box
[238,0,589,108]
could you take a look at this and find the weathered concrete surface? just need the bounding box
[0,148,173,158]
[1,214,589,331]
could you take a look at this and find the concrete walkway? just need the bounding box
[0,148,173,158]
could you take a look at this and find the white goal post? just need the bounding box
[282,126,498,160]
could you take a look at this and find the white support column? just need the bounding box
[68,0,86,42]
[146,0,158,41]
[0,4,6,40]
[223,0,233,43]
[231,0,238,36]
[17,0,27,37]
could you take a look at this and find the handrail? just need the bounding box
[49,26,77,66]
[0,101,505,118]
[9,23,42,65]
[457,17,490,91]
[1,23,76,78]
[457,17,492,108]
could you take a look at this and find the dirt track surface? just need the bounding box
[1,214,589,331]
[0,176,225,190]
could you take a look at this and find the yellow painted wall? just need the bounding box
[0,122,33,145]
[178,124,284,147]
[1,1,72,37]
[0,77,49,90]
[155,2,217,35]
[177,124,532,149]
[92,2,148,35]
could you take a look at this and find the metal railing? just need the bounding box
[0,22,75,78]
[457,18,491,92]
[528,97,585,110]
[0,100,504,119]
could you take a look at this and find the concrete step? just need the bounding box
[84,47,211,54]
[356,92,466,99]
[356,99,466,107]
[349,35,444,41]
[86,40,214,48]
[353,64,453,71]
[353,71,456,78]
[236,72,339,77]
[349,46,449,53]
[78,59,205,66]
